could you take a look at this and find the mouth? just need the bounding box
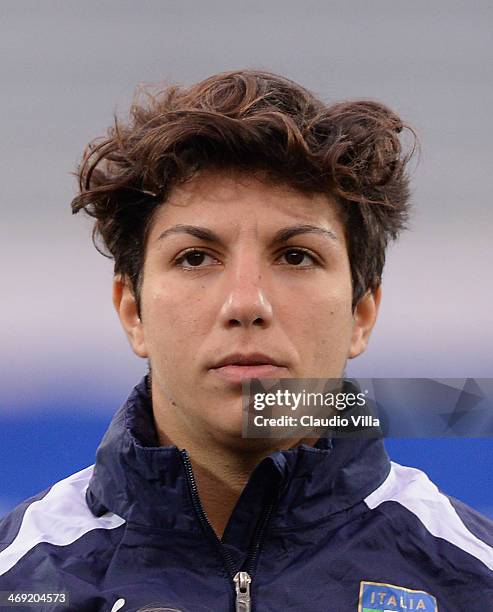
[210,353,288,385]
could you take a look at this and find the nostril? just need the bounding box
[227,315,265,328]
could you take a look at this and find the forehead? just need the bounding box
[147,170,345,240]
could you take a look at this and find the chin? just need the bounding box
[214,431,280,455]
[211,416,245,440]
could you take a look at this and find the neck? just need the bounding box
[150,381,315,539]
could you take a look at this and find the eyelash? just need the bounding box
[173,248,320,269]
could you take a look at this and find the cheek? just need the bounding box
[282,286,354,358]
[143,285,211,360]
[286,282,352,325]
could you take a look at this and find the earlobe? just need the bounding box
[112,276,148,358]
[348,286,382,359]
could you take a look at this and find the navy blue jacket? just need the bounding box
[1,376,492,611]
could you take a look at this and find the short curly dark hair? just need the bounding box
[71,69,416,311]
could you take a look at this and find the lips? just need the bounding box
[210,353,287,384]
[213,353,281,368]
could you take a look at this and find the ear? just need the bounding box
[112,276,148,358]
[348,285,382,359]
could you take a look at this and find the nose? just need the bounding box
[218,254,273,329]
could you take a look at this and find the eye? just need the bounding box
[279,248,318,267]
[175,249,219,269]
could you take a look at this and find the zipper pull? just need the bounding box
[233,571,252,612]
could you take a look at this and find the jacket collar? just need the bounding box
[86,376,390,533]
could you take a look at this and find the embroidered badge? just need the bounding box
[358,581,438,611]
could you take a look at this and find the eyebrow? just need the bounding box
[272,224,338,244]
[156,224,225,246]
[156,223,338,245]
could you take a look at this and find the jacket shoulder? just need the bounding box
[0,465,125,581]
[364,461,493,574]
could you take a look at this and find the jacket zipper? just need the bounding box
[233,571,251,611]
[181,450,277,612]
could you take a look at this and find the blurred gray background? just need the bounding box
[1,0,492,515]
[2,1,492,412]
